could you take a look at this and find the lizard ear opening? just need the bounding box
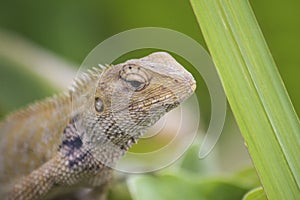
[95,97,104,112]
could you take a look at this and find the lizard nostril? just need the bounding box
[191,81,196,92]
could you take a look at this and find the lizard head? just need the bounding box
[79,52,196,156]
[93,52,196,134]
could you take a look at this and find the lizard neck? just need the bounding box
[67,112,144,167]
[83,113,143,148]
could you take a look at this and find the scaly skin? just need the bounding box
[0,52,196,200]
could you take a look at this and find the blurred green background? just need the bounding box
[0,0,299,115]
[0,0,299,199]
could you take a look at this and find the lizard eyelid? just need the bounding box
[120,65,149,91]
[124,73,147,91]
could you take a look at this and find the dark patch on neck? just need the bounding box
[62,136,82,150]
[59,118,89,169]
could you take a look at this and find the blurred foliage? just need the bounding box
[128,174,248,200]
[0,0,299,199]
[0,57,56,117]
[109,143,260,200]
[0,0,299,115]
[0,0,203,63]
[125,143,260,200]
[242,187,267,200]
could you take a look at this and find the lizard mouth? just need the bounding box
[110,80,196,122]
[164,102,180,112]
[127,80,195,112]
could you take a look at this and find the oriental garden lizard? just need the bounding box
[0,52,196,200]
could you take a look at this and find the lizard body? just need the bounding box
[0,52,196,200]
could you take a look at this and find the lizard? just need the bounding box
[0,52,196,200]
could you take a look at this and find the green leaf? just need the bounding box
[128,175,205,200]
[108,181,132,200]
[128,174,248,200]
[242,187,267,200]
[231,168,260,190]
[199,179,248,200]
[190,0,300,199]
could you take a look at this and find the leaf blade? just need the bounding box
[190,0,300,199]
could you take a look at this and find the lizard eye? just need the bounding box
[124,74,146,91]
[120,64,149,91]
[127,80,143,89]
